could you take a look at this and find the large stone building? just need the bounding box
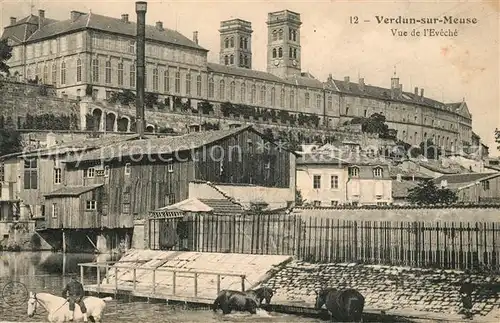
[1,8,473,151]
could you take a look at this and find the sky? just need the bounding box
[1,0,499,155]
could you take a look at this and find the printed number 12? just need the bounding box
[350,16,359,24]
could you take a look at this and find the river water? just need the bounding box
[0,252,322,322]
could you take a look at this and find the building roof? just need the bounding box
[392,180,419,198]
[198,199,245,215]
[413,159,472,175]
[433,173,500,190]
[63,125,294,163]
[0,134,141,161]
[388,164,433,179]
[44,184,103,198]
[1,15,58,43]
[297,152,390,167]
[150,197,244,216]
[5,12,205,51]
[207,63,284,83]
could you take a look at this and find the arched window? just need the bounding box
[26,68,32,80]
[224,38,229,48]
[117,62,123,86]
[175,71,180,93]
[164,70,169,92]
[224,55,229,65]
[230,37,234,47]
[373,167,383,178]
[270,87,276,106]
[60,61,66,85]
[290,90,295,109]
[185,73,191,95]
[349,166,360,177]
[152,68,159,91]
[196,75,202,96]
[250,84,256,104]
[51,63,57,84]
[240,37,244,49]
[43,65,48,84]
[74,59,81,83]
[278,48,283,58]
[130,63,135,87]
[292,30,297,41]
[260,85,266,105]
[280,88,285,108]
[316,94,321,109]
[240,83,246,103]
[272,48,277,58]
[229,81,235,101]
[272,30,278,41]
[230,55,234,65]
[105,60,111,84]
[208,78,214,98]
[92,58,99,82]
[219,79,225,100]
[305,93,310,108]
[35,66,40,80]
[278,29,283,40]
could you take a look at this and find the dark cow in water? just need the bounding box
[245,287,275,305]
[315,287,365,322]
[212,289,259,315]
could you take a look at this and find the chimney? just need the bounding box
[10,17,16,25]
[71,11,84,21]
[344,76,350,90]
[38,10,45,29]
[414,87,418,96]
[193,31,199,44]
[390,75,399,99]
[156,21,163,30]
[420,88,424,101]
[358,78,365,91]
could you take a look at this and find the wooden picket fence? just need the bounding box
[148,213,500,272]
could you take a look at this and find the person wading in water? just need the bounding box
[459,277,474,320]
[62,274,88,322]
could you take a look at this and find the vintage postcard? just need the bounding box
[0,0,499,322]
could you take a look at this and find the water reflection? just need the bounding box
[0,252,323,322]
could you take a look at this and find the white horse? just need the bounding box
[27,291,113,322]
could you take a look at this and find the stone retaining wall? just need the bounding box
[264,260,500,318]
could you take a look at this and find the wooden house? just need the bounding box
[60,125,297,232]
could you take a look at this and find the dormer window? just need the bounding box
[348,166,359,177]
[84,167,95,178]
[440,179,448,188]
[373,167,383,178]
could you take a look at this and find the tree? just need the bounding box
[0,39,13,74]
[0,128,22,155]
[295,189,304,206]
[407,179,458,206]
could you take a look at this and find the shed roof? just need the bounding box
[150,197,245,216]
[44,184,103,198]
[433,173,500,190]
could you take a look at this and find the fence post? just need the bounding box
[133,268,137,291]
[194,273,198,297]
[152,269,156,295]
[216,274,221,295]
[241,275,245,292]
[97,265,101,293]
[114,267,118,294]
[172,271,176,295]
[80,265,84,286]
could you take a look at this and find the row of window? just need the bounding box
[223,36,250,50]
[223,54,250,68]
[271,47,298,59]
[311,168,384,189]
[271,28,298,42]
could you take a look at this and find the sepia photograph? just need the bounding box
[0,0,499,322]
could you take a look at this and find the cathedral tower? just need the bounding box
[266,10,302,78]
[219,19,253,69]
